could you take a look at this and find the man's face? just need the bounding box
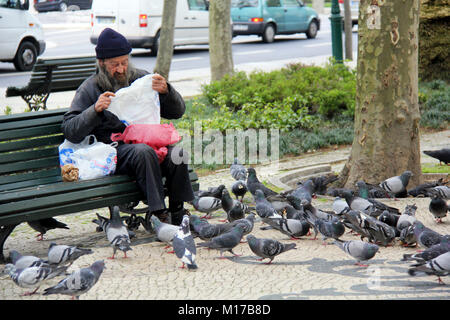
[100,55,129,82]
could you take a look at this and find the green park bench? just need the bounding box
[0,108,199,262]
[5,55,98,111]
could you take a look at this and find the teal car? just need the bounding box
[231,0,320,42]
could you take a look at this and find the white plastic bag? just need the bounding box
[107,74,161,126]
[58,135,117,180]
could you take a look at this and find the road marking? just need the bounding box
[235,49,274,55]
[304,42,331,48]
[172,57,202,63]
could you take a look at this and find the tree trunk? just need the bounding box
[209,0,234,82]
[343,0,353,60]
[337,0,422,189]
[153,0,177,80]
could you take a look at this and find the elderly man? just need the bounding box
[62,28,194,226]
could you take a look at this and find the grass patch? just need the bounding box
[421,164,450,174]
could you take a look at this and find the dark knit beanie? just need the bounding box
[95,28,132,59]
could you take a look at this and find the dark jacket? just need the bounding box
[62,68,186,144]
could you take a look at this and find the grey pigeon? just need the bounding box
[189,214,210,237]
[286,179,314,208]
[284,205,304,220]
[342,210,372,240]
[413,220,445,249]
[230,158,247,181]
[95,206,132,259]
[27,218,69,241]
[408,179,446,197]
[43,260,105,299]
[195,220,235,241]
[151,215,179,250]
[47,242,93,267]
[313,216,346,244]
[333,239,379,267]
[247,168,278,197]
[191,195,222,219]
[173,215,197,270]
[342,190,400,215]
[428,186,450,199]
[396,204,418,231]
[197,224,246,258]
[402,236,450,263]
[194,184,226,199]
[379,170,413,198]
[408,251,450,284]
[265,217,310,240]
[423,148,450,165]
[229,213,256,237]
[247,235,296,264]
[254,189,283,224]
[356,180,393,199]
[9,250,49,269]
[231,180,248,202]
[378,210,400,228]
[221,188,249,222]
[308,174,338,195]
[332,197,350,215]
[3,263,68,296]
[360,211,397,247]
[399,225,417,247]
[429,194,449,223]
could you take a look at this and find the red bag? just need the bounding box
[111,123,181,163]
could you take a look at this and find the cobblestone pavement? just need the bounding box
[0,130,449,301]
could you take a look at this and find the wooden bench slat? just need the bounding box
[0,135,64,153]
[0,108,68,124]
[0,168,61,188]
[0,148,58,165]
[0,115,64,132]
[0,175,62,192]
[0,157,59,175]
[0,124,62,141]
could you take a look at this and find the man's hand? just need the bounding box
[152,73,168,94]
[94,92,115,113]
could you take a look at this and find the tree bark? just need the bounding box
[209,0,234,82]
[338,0,422,189]
[343,0,353,60]
[153,0,177,80]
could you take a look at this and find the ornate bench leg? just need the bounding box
[0,224,19,263]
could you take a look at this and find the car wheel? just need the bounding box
[13,41,37,72]
[149,31,160,57]
[68,5,80,11]
[59,2,68,12]
[262,24,275,43]
[306,20,318,39]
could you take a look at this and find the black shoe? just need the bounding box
[170,208,191,226]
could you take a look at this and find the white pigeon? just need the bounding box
[43,260,106,299]
[172,215,198,270]
[3,263,68,296]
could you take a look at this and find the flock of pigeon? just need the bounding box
[2,148,449,298]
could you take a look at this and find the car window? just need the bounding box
[231,0,259,8]
[0,0,21,9]
[266,0,281,7]
[188,0,208,11]
[283,0,300,7]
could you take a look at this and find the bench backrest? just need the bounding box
[29,56,97,93]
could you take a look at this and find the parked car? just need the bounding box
[339,0,359,29]
[0,0,46,71]
[231,0,320,42]
[34,0,92,12]
[90,0,211,57]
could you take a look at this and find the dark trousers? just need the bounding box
[115,143,194,212]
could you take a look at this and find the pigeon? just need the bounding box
[342,210,372,240]
[359,212,397,247]
[378,210,400,228]
[429,194,448,223]
[265,217,310,240]
[342,190,400,215]
[284,205,304,220]
[326,187,354,198]
[408,251,450,284]
[402,236,450,263]
[332,197,350,215]
[191,195,222,219]
[408,179,446,197]
[194,184,226,199]
[286,179,314,208]
[3,263,68,296]
[313,216,346,244]
[9,250,49,269]
[151,214,179,250]
[189,214,211,237]
[428,186,450,199]
[247,235,297,264]
[27,218,69,241]
[379,170,413,198]
[172,215,197,270]
[399,225,417,247]
[231,180,248,202]
[333,239,379,267]
[413,221,445,249]
[356,180,393,199]
[221,188,247,222]
[229,213,256,237]
[47,242,93,267]
[197,224,246,258]
[43,260,105,299]
[396,204,418,231]
[423,148,450,165]
[94,206,132,259]
[230,158,247,181]
[247,168,278,197]
[308,174,338,195]
[254,189,283,224]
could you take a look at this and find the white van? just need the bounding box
[0,0,46,71]
[90,0,210,56]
